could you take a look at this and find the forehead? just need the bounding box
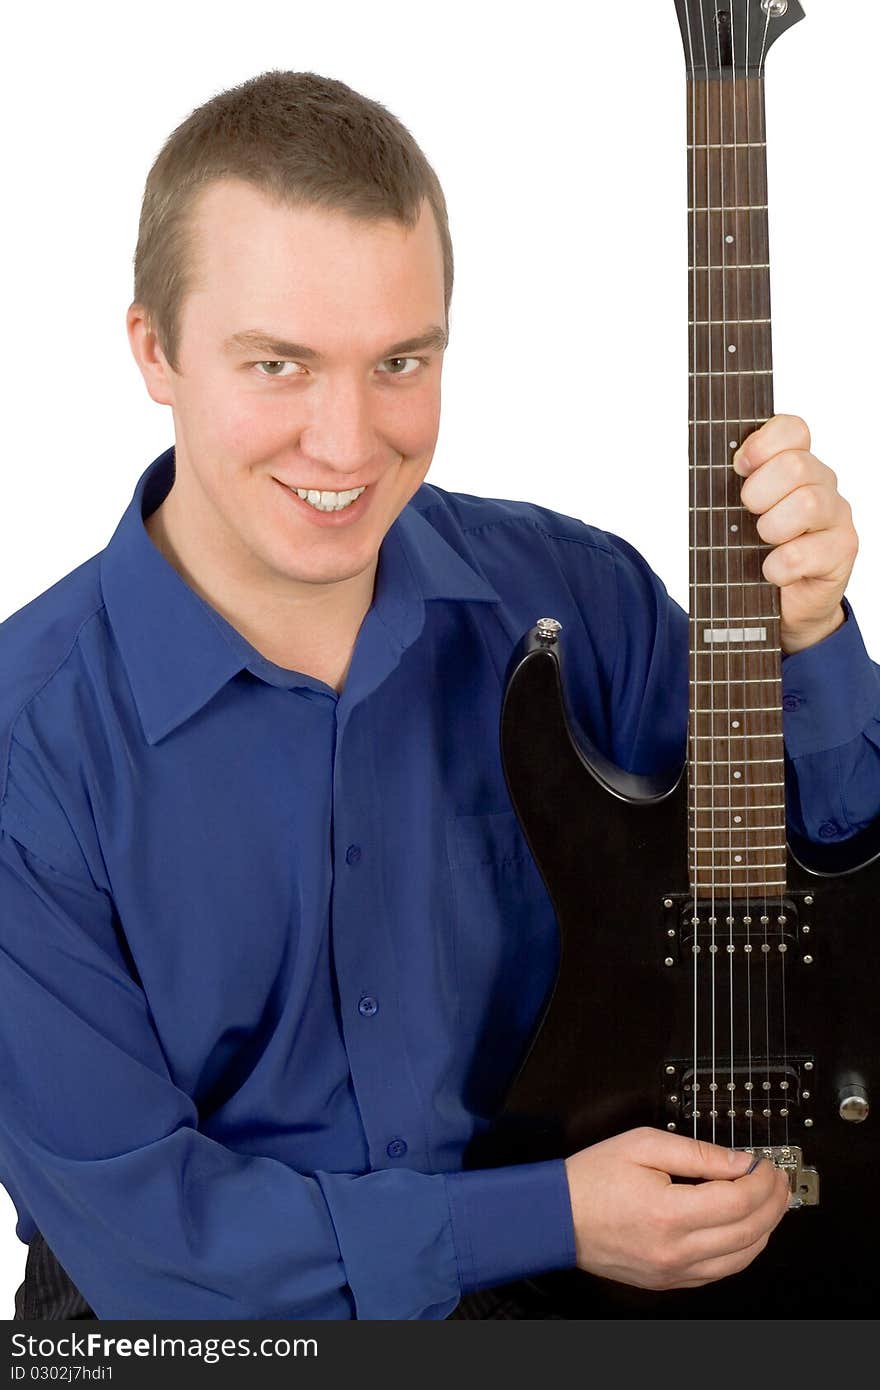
[187,179,444,309]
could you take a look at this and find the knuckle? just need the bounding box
[804,486,822,517]
[791,414,811,446]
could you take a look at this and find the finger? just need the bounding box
[754,483,840,546]
[628,1127,754,1182]
[763,526,855,589]
[674,1168,790,1256]
[666,1156,787,1231]
[671,1227,776,1288]
[732,414,811,474]
[739,453,833,514]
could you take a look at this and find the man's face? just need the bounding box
[131,179,447,596]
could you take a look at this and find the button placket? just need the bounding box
[331,704,427,1171]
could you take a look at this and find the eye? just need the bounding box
[254,360,301,378]
[377,356,426,376]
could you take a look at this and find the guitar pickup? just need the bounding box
[663,1057,816,1130]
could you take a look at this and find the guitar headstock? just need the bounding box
[674,1,805,79]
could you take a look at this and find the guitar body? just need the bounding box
[467,631,880,1317]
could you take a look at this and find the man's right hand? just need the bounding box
[563,1126,791,1290]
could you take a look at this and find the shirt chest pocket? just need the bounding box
[446,810,559,1116]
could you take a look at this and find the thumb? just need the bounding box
[633,1128,754,1181]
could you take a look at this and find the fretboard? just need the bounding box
[686,76,785,899]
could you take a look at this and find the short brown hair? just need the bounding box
[131,69,454,374]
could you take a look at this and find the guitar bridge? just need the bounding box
[736,1145,819,1207]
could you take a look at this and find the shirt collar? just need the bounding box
[100,446,499,746]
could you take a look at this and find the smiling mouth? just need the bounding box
[277,482,368,512]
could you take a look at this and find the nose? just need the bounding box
[298,374,381,479]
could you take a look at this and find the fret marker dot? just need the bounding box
[728,344,737,353]
[733,770,742,779]
[731,721,740,728]
[734,854,743,862]
[725,234,734,243]
[734,815,742,823]
[730,440,738,449]
[730,524,739,532]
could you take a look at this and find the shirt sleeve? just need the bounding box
[0,812,575,1320]
[604,533,880,844]
[780,596,880,842]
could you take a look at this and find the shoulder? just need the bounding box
[411,480,615,553]
[408,480,675,611]
[409,481,619,587]
[0,554,107,875]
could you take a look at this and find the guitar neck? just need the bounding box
[686,73,785,896]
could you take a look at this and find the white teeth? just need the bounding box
[293,485,366,512]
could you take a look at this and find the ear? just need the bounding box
[126,303,175,407]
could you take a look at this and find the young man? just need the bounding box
[2,70,878,1321]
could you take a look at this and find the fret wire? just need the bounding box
[690,802,786,808]
[689,263,771,269]
[690,705,782,712]
[688,205,769,211]
[690,318,771,324]
[689,706,778,717]
[690,731,783,737]
[688,142,767,148]
[691,679,779,686]
[691,826,786,833]
[690,784,785,790]
[693,881,789,888]
[686,761,784,772]
[690,370,774,376]
[688,862,790,869]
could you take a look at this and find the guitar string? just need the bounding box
[689,0,717,1150]
[724,2,738,1153]
[698,0,719,1148]
[682,0,701,1143]
[754,1,774,1154]
[755,2,791,1154]
[741,0,756,1156]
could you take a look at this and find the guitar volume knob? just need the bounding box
[838,1086,869,1123]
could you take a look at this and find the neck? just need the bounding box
[686,75,785,898]
[144,461,376,689]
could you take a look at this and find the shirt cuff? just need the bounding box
[782,597,880,758]
[444,1158,576,1294]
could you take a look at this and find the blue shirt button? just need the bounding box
[386,1138,407,1158]
[358,995,378,1017]
[345,844,362,865]
[782,695,801,712]
[819,821,838,839]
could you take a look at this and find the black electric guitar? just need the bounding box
[469,0,880,1317]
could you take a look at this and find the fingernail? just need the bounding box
[746,1155,762,1174]
[728,1148,753,1171]
[732,446,747,473]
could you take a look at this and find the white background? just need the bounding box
[1,0,877,1310]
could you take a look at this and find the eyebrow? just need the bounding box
[222,324,449,361]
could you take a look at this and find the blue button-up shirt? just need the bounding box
[2,446,879,1320]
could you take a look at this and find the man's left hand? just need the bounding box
[732,413,859,655]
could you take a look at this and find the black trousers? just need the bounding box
[447,1279,567,1318]
[13,1231,96,1321]
[12,1229,565,1321]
